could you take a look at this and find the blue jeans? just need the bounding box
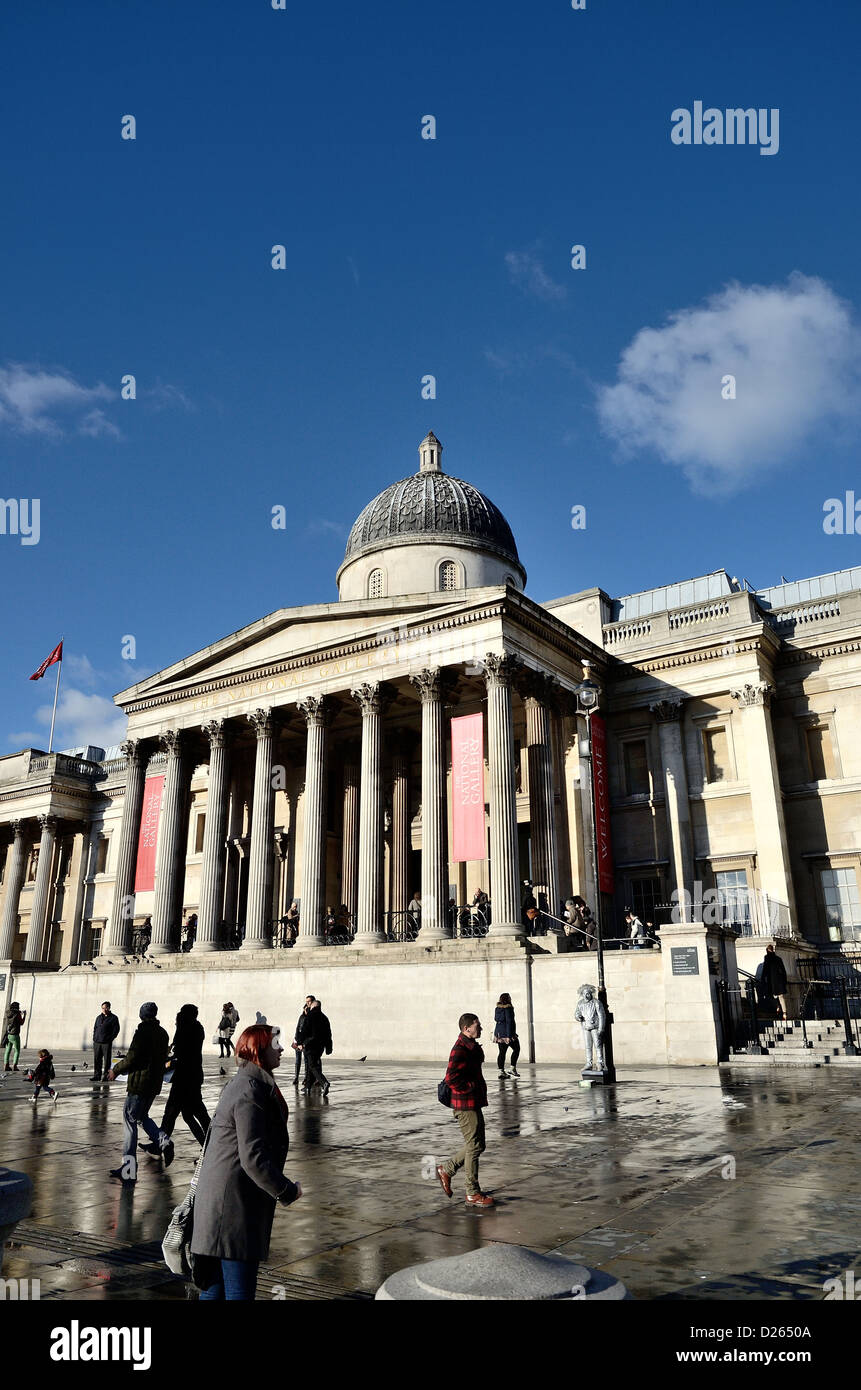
[122,1093,167,1160]
[198,1259,259,1301]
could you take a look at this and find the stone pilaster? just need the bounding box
[24,815,58,961]
[195,720,230,952]
[104,739,147,955]
[243,709,275,950]
[730,682,797,916]
[151,730,187,954]
[410,669,451,939]
[0,822,28,958]
[341,747,360,923]
[296,695,331,948]
[352,682,390,942]
[650,696,695,923]
[521,672,561,919]
[484,653,523,936]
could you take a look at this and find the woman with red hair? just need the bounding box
[191,1022,302,1300]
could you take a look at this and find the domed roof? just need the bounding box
[342,433,522,571]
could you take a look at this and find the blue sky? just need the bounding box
[2,0,860,750]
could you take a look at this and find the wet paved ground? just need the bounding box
[2,1048,858,1301]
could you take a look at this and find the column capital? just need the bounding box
[482,652,522,688]
[37,813,58,835]
[351,681,393,716]
[119,738,145,767]
[202,718,228,749]
[409,667,454,704]
[650,696,686,722]
[9,819,26,839]
[297,694,332,727]
[518,668,561,709]
[158,728,184,758]
[248,707,274,738]
[730,682,774,709]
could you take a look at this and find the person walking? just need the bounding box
[624,908,646,949]
[217,1002,239,1058]
[436,1013,493,1208]
[3,1001,26,1072]
[156,1004,211,1148]
[107,1002,173,1182]
[493,993,520,1077]
[301,998,332,1096]
[291,997,314,1087]
[191,1023,302,1301]
[92,1001,120,1082]
[761,944,790,1021]
[30,1049,58,1104]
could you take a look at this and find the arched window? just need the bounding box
[504,574,515,588]
[368,568,385,599]
[439,559,461,592]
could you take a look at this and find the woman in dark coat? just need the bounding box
[493,993,521,1077]
[760,945,789,1020]
[192,1023,302,1301]
[157,1004,210,1147]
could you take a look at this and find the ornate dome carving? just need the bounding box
[342,433,522,571]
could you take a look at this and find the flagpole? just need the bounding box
[48,641,63,755]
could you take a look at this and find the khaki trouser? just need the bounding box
[443,1109,486,1196]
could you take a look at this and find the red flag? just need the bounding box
[29,641,63,681]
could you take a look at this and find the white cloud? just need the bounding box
[596,274,861,494]
[505,250,566,303]
[79,408,121,438]
[307,518,348,537]
[34,687,126,752]
[145,381,194,412]
[0,364,115,437]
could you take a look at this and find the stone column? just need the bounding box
[650,698,695,923]
[730,682,798,917]
[195,720,230,952]
[341,746,360,924]
[150,730,187,955]
[0,822,28,958]
[244,709,276,950]
[410,670,451,939]
[522,673,561,920]
[390,746,410,925]
[24,815,58,962]
[104,740,147,955]
[484,654,523,936]
[66,823,93,966]
[296,696,331,948]
[352,682,390,943]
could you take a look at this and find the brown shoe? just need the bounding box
[465,1192,494,1208]
[436,1165,452,1198]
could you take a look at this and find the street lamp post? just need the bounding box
[576,661,616,1085]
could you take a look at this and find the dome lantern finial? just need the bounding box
[419,431,443,474]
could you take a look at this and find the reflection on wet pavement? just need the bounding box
[2,1052,858,1300]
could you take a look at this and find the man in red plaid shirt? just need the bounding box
[436,1013,494,1208]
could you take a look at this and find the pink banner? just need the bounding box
[591,714,615,895]
[134,775,165,892]
[451,713,486,862]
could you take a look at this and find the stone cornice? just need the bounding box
[779,637,861,666]
[612,637,764,679]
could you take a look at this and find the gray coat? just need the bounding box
[190,1061,298,1262]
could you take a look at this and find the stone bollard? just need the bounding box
[376,1242,630,1300]
[0,1167,33,1270]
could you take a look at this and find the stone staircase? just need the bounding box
[724,1018,861,1067]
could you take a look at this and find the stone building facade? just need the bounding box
[1,436,860,980]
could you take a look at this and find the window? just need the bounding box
[439,560,460,591]
[820,867,861,943]
[805,725,837,781]
[622,739,650,797]
[368,568,385,599]
[630,876,666,926]
[194,814,206,854]
[95,836,109,874]
[715,869,751,926]
[702,727,730,783]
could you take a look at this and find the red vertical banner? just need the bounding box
[134,775,165,892]
[590,714,615,895]
[451,713,486,862]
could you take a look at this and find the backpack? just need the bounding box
[437,1079,452,1107]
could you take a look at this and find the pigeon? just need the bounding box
[359,1056,367,1063]
[70,1065,76,1072]
[219,1067,226,1076]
